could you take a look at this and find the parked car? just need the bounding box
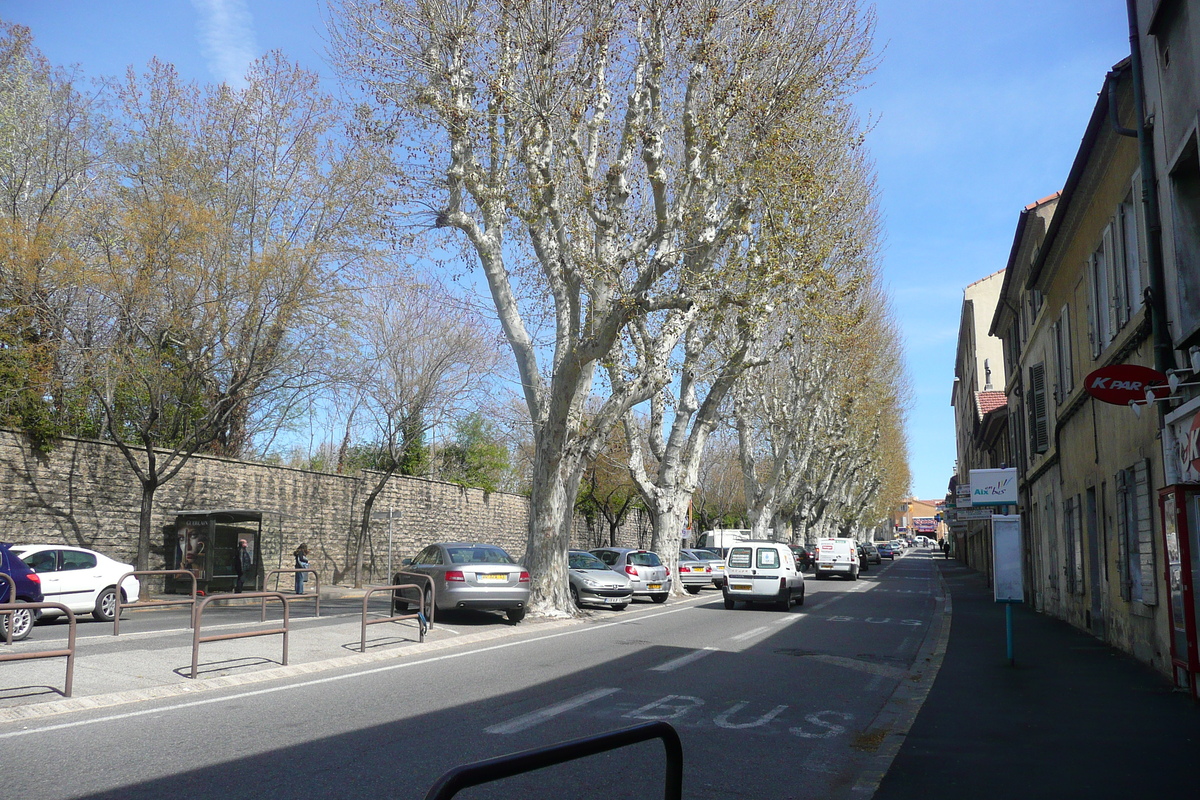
[568,550,633,610]
[9,544,138,623]
[394,542,530,623]
[676,550,713,594]
[856,543,871,572]
[789,545,815,571]
[861,542,881,565]
[589,548,671,603]
[0,542,43,640]
[722,541,804,610]
[682,548,727,587]
[877,542,898,560]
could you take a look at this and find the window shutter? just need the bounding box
[1135,459,1157,606]
[1060,305,1073,392]
[1088,255,1101,358]
[1063,495,1075,594]
[1115,469,1131,601]
[1030,363,1049,453]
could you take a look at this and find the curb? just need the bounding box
[850,558,954,797]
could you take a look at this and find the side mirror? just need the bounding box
[401,557,413,566]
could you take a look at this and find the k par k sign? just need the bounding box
[969,468,1018,506]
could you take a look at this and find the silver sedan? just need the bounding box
[568,550,633,610]
[395,542,530,623]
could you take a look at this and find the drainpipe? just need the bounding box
[1125,0,1175,380]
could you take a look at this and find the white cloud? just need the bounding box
[192,0,259,86]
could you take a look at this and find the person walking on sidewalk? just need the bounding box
[942,539,951,559]
[294,543,310,594]
[234,539,252,593]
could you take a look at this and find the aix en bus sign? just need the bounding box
[1083,364,1169,405]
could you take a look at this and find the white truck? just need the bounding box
[814,537,860,580]
[695,529,753,558]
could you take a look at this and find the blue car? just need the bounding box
[0,542,44,640]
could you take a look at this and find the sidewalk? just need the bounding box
[873,557,1200,799]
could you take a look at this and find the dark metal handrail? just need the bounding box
[0,601,77,696]
[360,584,427,652]
[422,721,683,800]
[262,569,320,621]
[114,569,199,635]
[0,572,15,645]
[191,591,288,679]
[392,570,436,629]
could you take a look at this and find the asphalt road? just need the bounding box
[0,549,941,800]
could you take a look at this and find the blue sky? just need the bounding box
[4,1,1132,500]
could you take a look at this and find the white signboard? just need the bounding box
[992,515,1024,603]
[969,468,1018,506]
[956,507,993,521]
[955,484,972,508]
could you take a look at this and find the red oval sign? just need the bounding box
[1083,364,1169,405]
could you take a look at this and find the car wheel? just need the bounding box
[796,585,805,606]
[850,568,859,581]
[775,587,790,611]
[652,593,668,603]
[570,585,582,608]
[722,592,735,610]
[685,585,701,595]
[93,587,118,622]
[4,604,34,641]
[506,608,526,623]
[423,587,435,619]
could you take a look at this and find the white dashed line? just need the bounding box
[650,647,719,672]
[730,625,771,642]
[484,687,621,734]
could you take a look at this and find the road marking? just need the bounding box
[730,625,771,642]
[625,694,704,720]
[0,600,704,740]
[714,702,788,729]
[791,710,853,738]
[485,687,620,734]
[807,654,905,679]
[773,614,803,626]
[650,647,719,673]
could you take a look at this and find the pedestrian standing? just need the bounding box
[234,538,253,593]
[942,539,951,559]
[294,543,310,594]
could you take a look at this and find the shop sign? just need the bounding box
[1179,410,1200,478]
[957,507,993,520]
[1083,364,1169,405]
[969,468,1018,506]
[956,485,972,508]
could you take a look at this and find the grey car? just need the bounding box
[394,542,530,623]
[589,547,672,602]
[682,548,727,587]
[677,549,713,593]
[568,550,633,610]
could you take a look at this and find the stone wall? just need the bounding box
[0,429,651,588]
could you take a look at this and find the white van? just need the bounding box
[721,541,805,610]
[815,537,859,580]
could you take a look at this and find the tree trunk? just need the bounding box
[137,479,157,600]
[523,452,577,616]
[356,467,396,589]
[649,489,690,598]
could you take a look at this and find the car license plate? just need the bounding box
[479,573,507,581]
[732,583,752,591]
[603,596,624,604]
[647,583,662,590]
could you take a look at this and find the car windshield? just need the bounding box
[693,550,721,560]
[445,546,515,565]
[569,552,608,570]
[728,547,752,568]
[679,551,699,561]
[629,552,662,567]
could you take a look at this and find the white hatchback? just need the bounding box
[721,541,804,610]
[10,545,140,622]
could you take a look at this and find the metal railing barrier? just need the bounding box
[191,591,288,679]
[262,569,320,621]
[423,721,683,800]
[0,572,15,645]
[113,569,200,635]
[0,601,77,697]
[360,584,427,652]
[392,570,437,629]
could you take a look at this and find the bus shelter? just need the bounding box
[168,509,264,594]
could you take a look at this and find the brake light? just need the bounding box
[518,571,530,583]
[625,565,639,576]
[665,566,671,576]
[26,573,40,585]
[445,570,465,582]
